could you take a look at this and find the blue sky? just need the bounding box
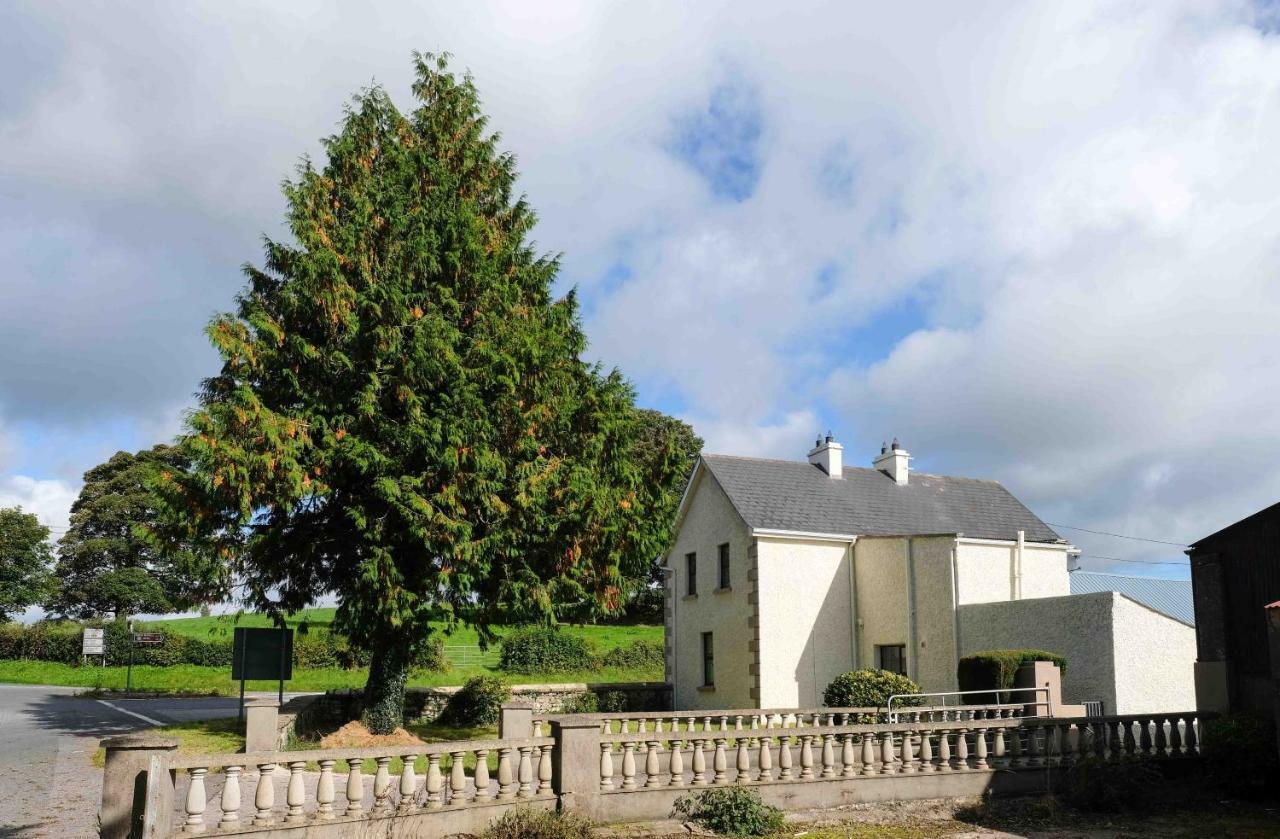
[5,0,1280,590]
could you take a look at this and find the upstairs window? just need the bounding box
[718,543,731,589]
[701,631,715,687]
[686,552,698,596]
[877,644,907,676]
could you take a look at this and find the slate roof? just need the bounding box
[1069,571,1194,626]
[699,454,1062,543]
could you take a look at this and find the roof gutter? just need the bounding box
[750,527,860,543]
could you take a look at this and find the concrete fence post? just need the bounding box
[99,734,179,839]
[244,697,281,752]
[551,715,603,819]
[499,699,536,739]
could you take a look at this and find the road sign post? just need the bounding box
[125,629,164,693]
[82,628,105,666]
[231,627,293,720]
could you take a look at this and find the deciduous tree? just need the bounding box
[0,506,55,623]
[159,54,660,732]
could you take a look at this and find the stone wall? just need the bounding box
[296,681,671,737]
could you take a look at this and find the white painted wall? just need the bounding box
[853,537,909,677]
[957,591,1196,715]
[910,536,961,693]
[665,470,754,710]
[755,537,853,708]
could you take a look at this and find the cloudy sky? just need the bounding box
[4,0,1280,584]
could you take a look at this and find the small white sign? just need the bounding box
[82,628,105,655]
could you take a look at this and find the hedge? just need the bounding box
[498,626,600,673]
[0,621,446,672]
[823,669,923,709]
[957,649,1068,698]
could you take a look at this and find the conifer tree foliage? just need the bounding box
[160,54,662,731]
[0,506,55,623]
[47,445,192,620]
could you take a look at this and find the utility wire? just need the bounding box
[1047,522,1190,548]
[1074,554,1188,566]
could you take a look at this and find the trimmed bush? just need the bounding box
[498,626,599,674]
[601,639,664,670]
[439,675,510,727]
[596,689,630,713]
[823,669,922,709]
[957,649,1067,698]
[559,692,599,714]
[674,787,785,836]
[481,807,594,839]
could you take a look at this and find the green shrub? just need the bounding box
[498,626,599,674]
[1202,712,1279,795]
[597,689,630,713]
[674,787,785,836]
[601,639,664,670]
[1063,755,1161,812]
[822,669,922,709]
[414,638,448,673]
[439,675,510,727]
[956,649,1067,699]
[559,692,599,714]
[481,807,594,839]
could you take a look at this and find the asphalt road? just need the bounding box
[0,684,301,838]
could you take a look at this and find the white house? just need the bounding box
[662,436,1195,715]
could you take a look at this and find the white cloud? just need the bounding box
[0,474,78,537]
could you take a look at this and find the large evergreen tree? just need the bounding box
[0,506,55,623]
[47,445,192,620]
[159,54,661,731]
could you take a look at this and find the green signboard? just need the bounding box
[231,627,293,681]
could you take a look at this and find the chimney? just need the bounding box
[807,433,843,478]
[873,437,910,485]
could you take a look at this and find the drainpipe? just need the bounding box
[1014,530,1025,600]
[846,538,859,670]
[906,537,918,684]
[949,542,962,690]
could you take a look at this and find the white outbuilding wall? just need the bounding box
[957,591,1196,715]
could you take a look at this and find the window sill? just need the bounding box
[713,586,732,594]
[682,594,699,602]
[697,684,716,693]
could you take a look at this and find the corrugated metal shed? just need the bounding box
[1069,571,1194,626]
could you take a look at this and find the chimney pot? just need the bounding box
[807,433,843,479]
[873,438,910,485]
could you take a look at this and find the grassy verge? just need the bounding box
[91,717,244,767]
[0,659,661,695]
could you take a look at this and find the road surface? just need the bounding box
[0,684,298,838]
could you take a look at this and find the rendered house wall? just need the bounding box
[665,471,754,710]
[755,536,853,707]
[1110,594,1197,714]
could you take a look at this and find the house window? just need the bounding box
[686,552,698,596]
[877,644,907,676]
[718,543,731,589]
[701,632,715,687]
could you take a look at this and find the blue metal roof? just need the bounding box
[1069,571,1194,626]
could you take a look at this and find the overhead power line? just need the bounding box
[1075,554,1188,566]
[1047,522,1190,548]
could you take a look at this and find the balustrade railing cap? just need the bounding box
[101,734,181,751]
[549,713,605,728]
[502,699,537,710]
[243,696,281,708]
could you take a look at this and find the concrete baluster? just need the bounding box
[184,767,207,833]
[800,735,815,779]
[538,745,553,794]
[1139,718,1153,757]
[670,739,685,786]
[646,741,662,788]
[692,739,707,785]
[900,731,916,774]
[1154,716,1168,757]
[713,739,728,784]
[599,743,614,789]
[345,757,366,815]
[956,730,970,770]
[936,731,952,773]
[881,733,896,774]
[399,754,419,811]
[757,737,773,781]
[860,733,876,775]
[496,748,514,800]
[842,733,857,777]
[424,754,443,809]
[622,742,637,789]
[993,728,1007,768]
[973,728,988,770]
[778,736,794,780]
[474,750,490,800]
[517,746,534,797]
[254,763,276,826]
[1185,716,1199,755]
[1008,726,1024,768]
[449,752,466,804]
[736,736,750,782]
[1168,717,1183,757]
[719,715,729,732]
[821,734,836,778]
[920,731,935,772]
[373,756,393,812]
[219,765,242,828]
[315,760,336,819]
[285,761,306,823]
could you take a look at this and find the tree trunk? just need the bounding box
[362,640,411,735]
